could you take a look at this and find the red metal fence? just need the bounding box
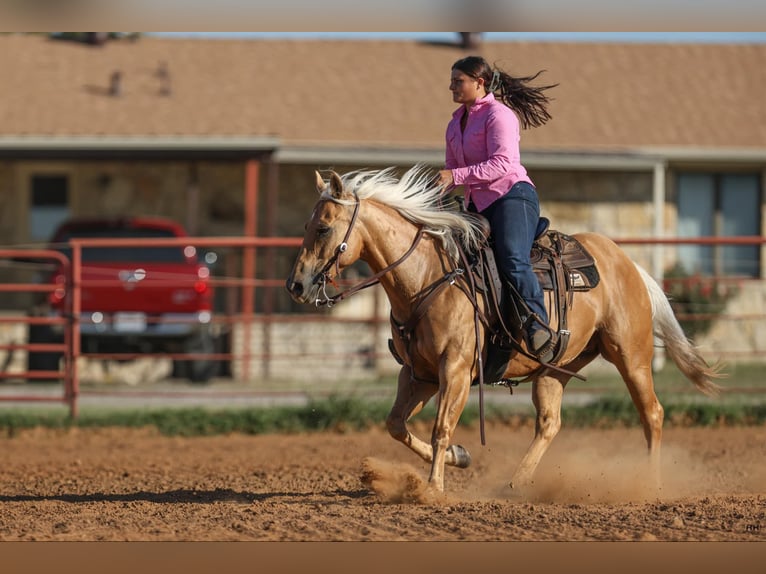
[0,235,764,417]
[0,249,77,413]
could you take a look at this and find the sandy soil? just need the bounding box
[0,422,763,541]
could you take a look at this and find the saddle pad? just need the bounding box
[532,231,600,292]
[534,265,600,292]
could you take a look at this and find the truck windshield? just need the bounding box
[54,229,192,264]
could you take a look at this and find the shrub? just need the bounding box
[662,263,739,338]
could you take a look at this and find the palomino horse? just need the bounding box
[286,166,721,494]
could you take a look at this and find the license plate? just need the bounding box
[113,312,147,333]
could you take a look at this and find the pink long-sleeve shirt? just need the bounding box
[445,92,533,212]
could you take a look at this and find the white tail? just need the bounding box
[634,263,722,396]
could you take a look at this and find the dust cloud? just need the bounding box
[360,426,765,506]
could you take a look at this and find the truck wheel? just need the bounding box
[173,330,218,384]
[27,323,63,382]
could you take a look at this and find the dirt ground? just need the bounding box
[0,422,763,541]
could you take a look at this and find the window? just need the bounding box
[56,228,189,263]
[29,175,70,241]
[676,173,761,277]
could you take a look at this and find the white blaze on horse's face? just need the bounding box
[285,172,355,304]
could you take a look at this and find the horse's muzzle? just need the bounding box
[285,276,305,301]
[286,273,321,304]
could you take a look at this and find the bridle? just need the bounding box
[311,191,361,301]
[311,190,426,307]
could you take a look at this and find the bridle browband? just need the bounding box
[312,190,426,307]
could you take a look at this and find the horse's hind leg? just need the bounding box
[509,346,605,490]
[623,365,664,489]
[600,333,664,489]
[510,374,566,489]
[634,375,664,489]
[385,366,469,470]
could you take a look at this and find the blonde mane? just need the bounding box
[321,165,486,260]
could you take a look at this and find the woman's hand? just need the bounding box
[437,169,454,191]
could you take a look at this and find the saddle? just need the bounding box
[462,212,600,383]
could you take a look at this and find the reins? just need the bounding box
[455,244,488,445]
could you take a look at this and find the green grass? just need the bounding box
[0,393,763,437]
[560,395,766,427]
[363,361,766,396]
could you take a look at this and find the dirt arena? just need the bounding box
[0,422,763,541]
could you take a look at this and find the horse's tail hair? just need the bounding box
[634,263,724,396]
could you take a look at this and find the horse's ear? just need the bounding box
[315,171,327,194]
[328,171,344,199]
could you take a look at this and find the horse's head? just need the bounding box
[285,170,364,305]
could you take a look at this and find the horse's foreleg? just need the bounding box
[427,359,473,492]
[386,366,439,463]
[386,365,473,475]
[510,375,565,489]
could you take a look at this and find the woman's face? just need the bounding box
[449,69,484,106]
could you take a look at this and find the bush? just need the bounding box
[662,263,739,338]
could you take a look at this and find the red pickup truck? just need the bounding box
[27,216,219,383]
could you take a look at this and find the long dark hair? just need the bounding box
[452,56,558,129]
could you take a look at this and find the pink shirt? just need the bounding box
[445,92,533,212]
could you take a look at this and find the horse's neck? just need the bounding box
[359,206,445,311]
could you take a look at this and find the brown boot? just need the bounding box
[530,329,557,364]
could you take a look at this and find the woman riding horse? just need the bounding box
[286,166,720,494]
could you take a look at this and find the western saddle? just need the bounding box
[458,210,600,385]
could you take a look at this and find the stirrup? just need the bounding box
[529,328,558,364]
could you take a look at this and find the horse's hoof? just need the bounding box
[447,444,472,468]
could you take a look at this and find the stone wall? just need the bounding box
[699,280,766,359]
[230,318,397,383]
[227,279,766,383]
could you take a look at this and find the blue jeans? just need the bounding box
[476,182,549,329]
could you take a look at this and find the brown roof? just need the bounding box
[1,35,764,153]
